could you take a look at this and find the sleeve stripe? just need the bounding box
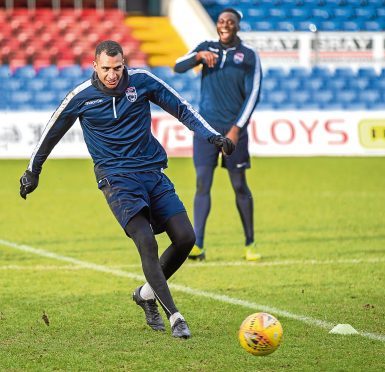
[28,80,92,171]
[129,69,220,136]
[236,49,262,128]
[175,52,197,64]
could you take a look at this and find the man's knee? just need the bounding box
[196,166,214,195]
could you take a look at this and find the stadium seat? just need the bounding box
[25,78,48,91]
[59,65,83,79]
[37,65,60,78]
[13,65,36,79]
[0,65,11,79]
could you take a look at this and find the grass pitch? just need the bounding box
[1,157,385,371]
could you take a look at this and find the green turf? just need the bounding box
[1,157,385,371]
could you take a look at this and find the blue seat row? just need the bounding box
[1,65,384,111]
[201,0,385,31]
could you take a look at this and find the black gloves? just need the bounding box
[19,170,39,200]
[210,135,236,156]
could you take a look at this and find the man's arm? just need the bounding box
[19,95,79,199]
[144,71,235,155]
[229,49,262,143]
[174,42,215,73]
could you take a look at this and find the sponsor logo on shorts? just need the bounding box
[125,87,137,102]
[236,162,248,168]
[358,119,385,149]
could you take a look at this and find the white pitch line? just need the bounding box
[1,238,384,343]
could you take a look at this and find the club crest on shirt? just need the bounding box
[233,52,244,64]
[125,87,137,102]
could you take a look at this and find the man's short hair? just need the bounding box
[219,7,243,22]
[95,40,123,59]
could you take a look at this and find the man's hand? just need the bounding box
[19,170,39,200]
[196,51,218,68]
[210,135,236,156]
[226,125,240,146]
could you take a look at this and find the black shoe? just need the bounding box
[171,318,191,339]
[132,287,165,331]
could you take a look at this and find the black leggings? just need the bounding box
[125,211,195,317]
[194,166,254,247]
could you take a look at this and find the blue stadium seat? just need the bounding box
[276,21,295,31]
[364,21,383,31]
[13,65,36,79]
[297,21,314,31]
[262,77,279,91]
[9,91,33,105]
[342,21,362,31]
[280,79,302,91]
[277,102,298,110]
[312,8,332,19]
[266,67,287,78]
[299,102,322,110]
[59,65,83,79]
[356,90,381,104]
[82,67,94,78]
[326,78,347,90]
[289,91,311,105]
[49,77,73,91]
[8,79,23,91]
[347,77,370,90]
[268,91,288,105]
[367,101,385,110]
[322,102,344,110]
[320,21,341,31]
[314,90,334,105]
[334,67,356,78]
[302,77,324,90]
[0,65,11,79]
[355,7,376,19]
[343,100,370,110]
[334,7,355,19]
[311,66,333,78]
[357,67,377,78]
[37,65,60,78]
[290,8,312,19]
[33,91,58,108]
[336,90,357,104]
[288,67,311,78]
[257,102,275,110]
[25,78,48,92]
[151,66,175,80]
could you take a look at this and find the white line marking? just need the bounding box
[1,238,384,343]
[2,256,384,271]
[184,257,385,267]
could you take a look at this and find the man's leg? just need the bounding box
[191,165,215,257]
[126,211,191,338]
[228,170,254,245]
[159,212,195,279]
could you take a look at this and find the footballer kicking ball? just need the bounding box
[238,312,283,356]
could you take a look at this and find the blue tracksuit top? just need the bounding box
[174,39,262,135]
[28,67,220,180]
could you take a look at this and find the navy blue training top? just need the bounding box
[174,39,262,135]
[28,68,220,180]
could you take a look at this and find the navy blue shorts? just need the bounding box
[193,129,250,171]
[97,170,186,235]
